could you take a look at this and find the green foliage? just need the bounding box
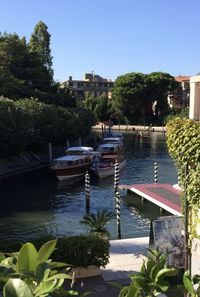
[0,97,95,156]
[118,249,177,297]
[179,271,200,297]
[0,97,29,156]
[80,209,115,238]
[112,72,178,125]
[53,235,110,268]
[82,94,111,122]
[0,240,76,297]
[164,108,189,124]
[29,21,53,76]
[72,107,96,139]
[166,118,200,240]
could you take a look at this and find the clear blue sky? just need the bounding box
[1,0,200,82]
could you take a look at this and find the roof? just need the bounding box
[175,76,190,82]
[103,137,122,141]
[66,146,93,152]
[53,155,88,161]
[98,143,120,148]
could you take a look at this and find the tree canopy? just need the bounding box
[0,22,72,106]
[111,72,179,124]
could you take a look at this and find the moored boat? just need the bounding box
[102,137,123,147]
[50,155,91,181]
[90,154,126,178]
[97,143,122,155]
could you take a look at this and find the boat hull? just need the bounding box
[91,159,126,178]
[51,164,91,181]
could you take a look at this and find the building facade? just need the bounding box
[167,76,190,110]
[61,73,113,100]
[189,75,200,121]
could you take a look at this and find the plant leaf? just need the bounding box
[17,243,38,274]
[37,239,57,264]
[3,278,34,297]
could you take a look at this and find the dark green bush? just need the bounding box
[0,234,110,268]
[54,235,110,268]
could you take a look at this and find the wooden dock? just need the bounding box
[119,183,182,216]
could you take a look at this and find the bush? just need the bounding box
[0,234,110,268]
[54,234,110,268]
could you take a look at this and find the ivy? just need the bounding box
[166,117,200,240]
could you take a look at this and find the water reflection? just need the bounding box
[0,132,177,240]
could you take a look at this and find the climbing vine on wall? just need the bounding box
[166,117,200,239]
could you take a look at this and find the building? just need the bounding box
[167,76,190,110]
[189,75,200,121]
[61,73,113,100]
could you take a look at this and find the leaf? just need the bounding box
[37,240,57,264]
[17,243,38,274]
[46,273,72,281]
[3,278,34,297]
[183,271,195,295]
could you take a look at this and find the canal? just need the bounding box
[0,132,177,241]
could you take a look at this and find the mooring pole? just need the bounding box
[114,161,120,208]
[66,140,70,149]
[85,171,90,214]
[78,137,82,146]
[48,143,53,163]
[115,190,121,239]
[154,161,158,184]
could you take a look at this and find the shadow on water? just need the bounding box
[0,132,178,241]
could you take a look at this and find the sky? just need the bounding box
[0,0,200,82]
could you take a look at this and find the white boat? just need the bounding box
[90,154,126,178]
[102,137,123,146]
[97,143,122,155]
[66,146,100,162]
[50,155,91,181]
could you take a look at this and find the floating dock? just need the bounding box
[119,183,182,216]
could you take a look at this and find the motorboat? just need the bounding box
[97,143,122,155]
[90,154,126,178]
[102,137,123,146]
[66,146,100,162]
[50,155,91,181]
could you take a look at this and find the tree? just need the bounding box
[29,21,53,80]
[112,72,179,125]
[0,33,29,99]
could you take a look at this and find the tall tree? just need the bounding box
[29,21,53,80]
[112,72,179,124]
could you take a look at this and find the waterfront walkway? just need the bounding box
[74,237,200,297]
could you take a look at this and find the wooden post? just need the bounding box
[114,161,120,195]
[78,137,82,146]
[101,124,104,141]
[154,161,158,184]
[66,140,70,149]
[48,143,53,163]
[115,190,121,239]
[85,171,90,214]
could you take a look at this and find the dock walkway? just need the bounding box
[119,183,182,216]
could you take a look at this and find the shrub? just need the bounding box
[54,234,110,268]
[0,234,110,269]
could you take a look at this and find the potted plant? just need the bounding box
[80,208,115,239]
[54,234,110,278]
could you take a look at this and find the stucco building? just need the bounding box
[61,73,113,100]
[189,75,200,121]
[168,76,190,110]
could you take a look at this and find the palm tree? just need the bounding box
[80,209,115,238]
